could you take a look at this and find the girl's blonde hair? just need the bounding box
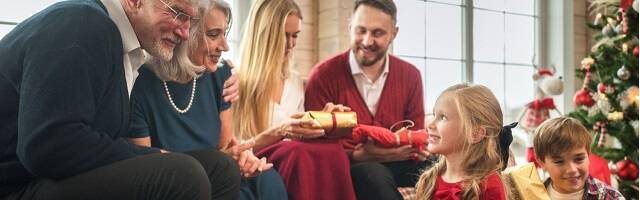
[415,83,507,199]
[233,0,302,140]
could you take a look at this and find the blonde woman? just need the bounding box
[415,83,512,199]
[233,0,356,199]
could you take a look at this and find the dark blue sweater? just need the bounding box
[0,0,158,196]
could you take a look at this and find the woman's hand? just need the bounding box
[274,113,326,140]
[222,139,273,178]
[237,149,273,178]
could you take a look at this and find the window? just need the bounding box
[0,1,62,39]
[222,0,238,63]
[0,0,243,62]
[393,0,537,121]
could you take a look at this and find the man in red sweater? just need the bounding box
[305,0,430,199]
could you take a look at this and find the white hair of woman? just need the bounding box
[146,0,232,83]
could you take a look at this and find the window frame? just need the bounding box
[392,0,545,121]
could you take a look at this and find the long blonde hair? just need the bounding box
[233,0,302,140]
[415,83,507,199]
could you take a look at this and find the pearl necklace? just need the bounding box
[163,79,196,114]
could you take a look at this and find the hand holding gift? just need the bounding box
[299,111,358,138]
[275,113,327,140]
[352,124,429,151]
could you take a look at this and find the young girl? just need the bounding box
[415,83,510,199]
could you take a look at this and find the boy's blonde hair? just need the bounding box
[233,0,303,140]
[415,83,507,199]
[533,117,592,162]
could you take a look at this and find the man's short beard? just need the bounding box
[353,48,385,67]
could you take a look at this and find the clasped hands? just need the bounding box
[222,139,272,178]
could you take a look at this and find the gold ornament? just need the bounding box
[627,86,639,105]
[608,111,624,121]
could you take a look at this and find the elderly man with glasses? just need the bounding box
[0,0,241,199]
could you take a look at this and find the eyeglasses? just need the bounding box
[158,0,199,25]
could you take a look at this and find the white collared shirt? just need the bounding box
[270,74,305,128]
[101,0,146,97]
[349,51,389,116]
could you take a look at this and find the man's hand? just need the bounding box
[352,139,416,162]
[416,149,431,161]
[222,73,239,102]
[322,102,351,112]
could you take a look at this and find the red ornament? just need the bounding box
[574,88,595,107]
[598,83,606,93]
[615,159,639,181]
[621,0,633,11]
[634,46,638,57]
[598,83,614,94]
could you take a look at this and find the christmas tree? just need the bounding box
[569,0,639,198]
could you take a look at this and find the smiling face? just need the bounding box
[129,0,197,61]
[284,14,301,57]
[426,93,465,156]
[349,4,397,67]
[189,8,229,72]
[539,147,590,194]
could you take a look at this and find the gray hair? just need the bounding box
[147,0,233,83]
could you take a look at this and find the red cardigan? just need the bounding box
[305,50,425,152]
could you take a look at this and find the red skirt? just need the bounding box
[256,138,357,200]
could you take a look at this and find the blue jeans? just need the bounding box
[240,168,288,200]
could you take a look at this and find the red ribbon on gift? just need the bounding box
[527,98,556,110]
[329,112,337,134]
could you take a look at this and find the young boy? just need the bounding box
[533,117,625,200]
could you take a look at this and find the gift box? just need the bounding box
[504,163,550,200]
[300,111,357,138]
[351,124,428,150]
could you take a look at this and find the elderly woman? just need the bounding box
[126,0,307,199]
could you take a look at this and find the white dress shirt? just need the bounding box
[349,51,389,115]
[101,0,146,97]
[270,74,305,127]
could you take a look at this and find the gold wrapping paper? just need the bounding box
[301,111,357,138]
[504,163,550,200]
